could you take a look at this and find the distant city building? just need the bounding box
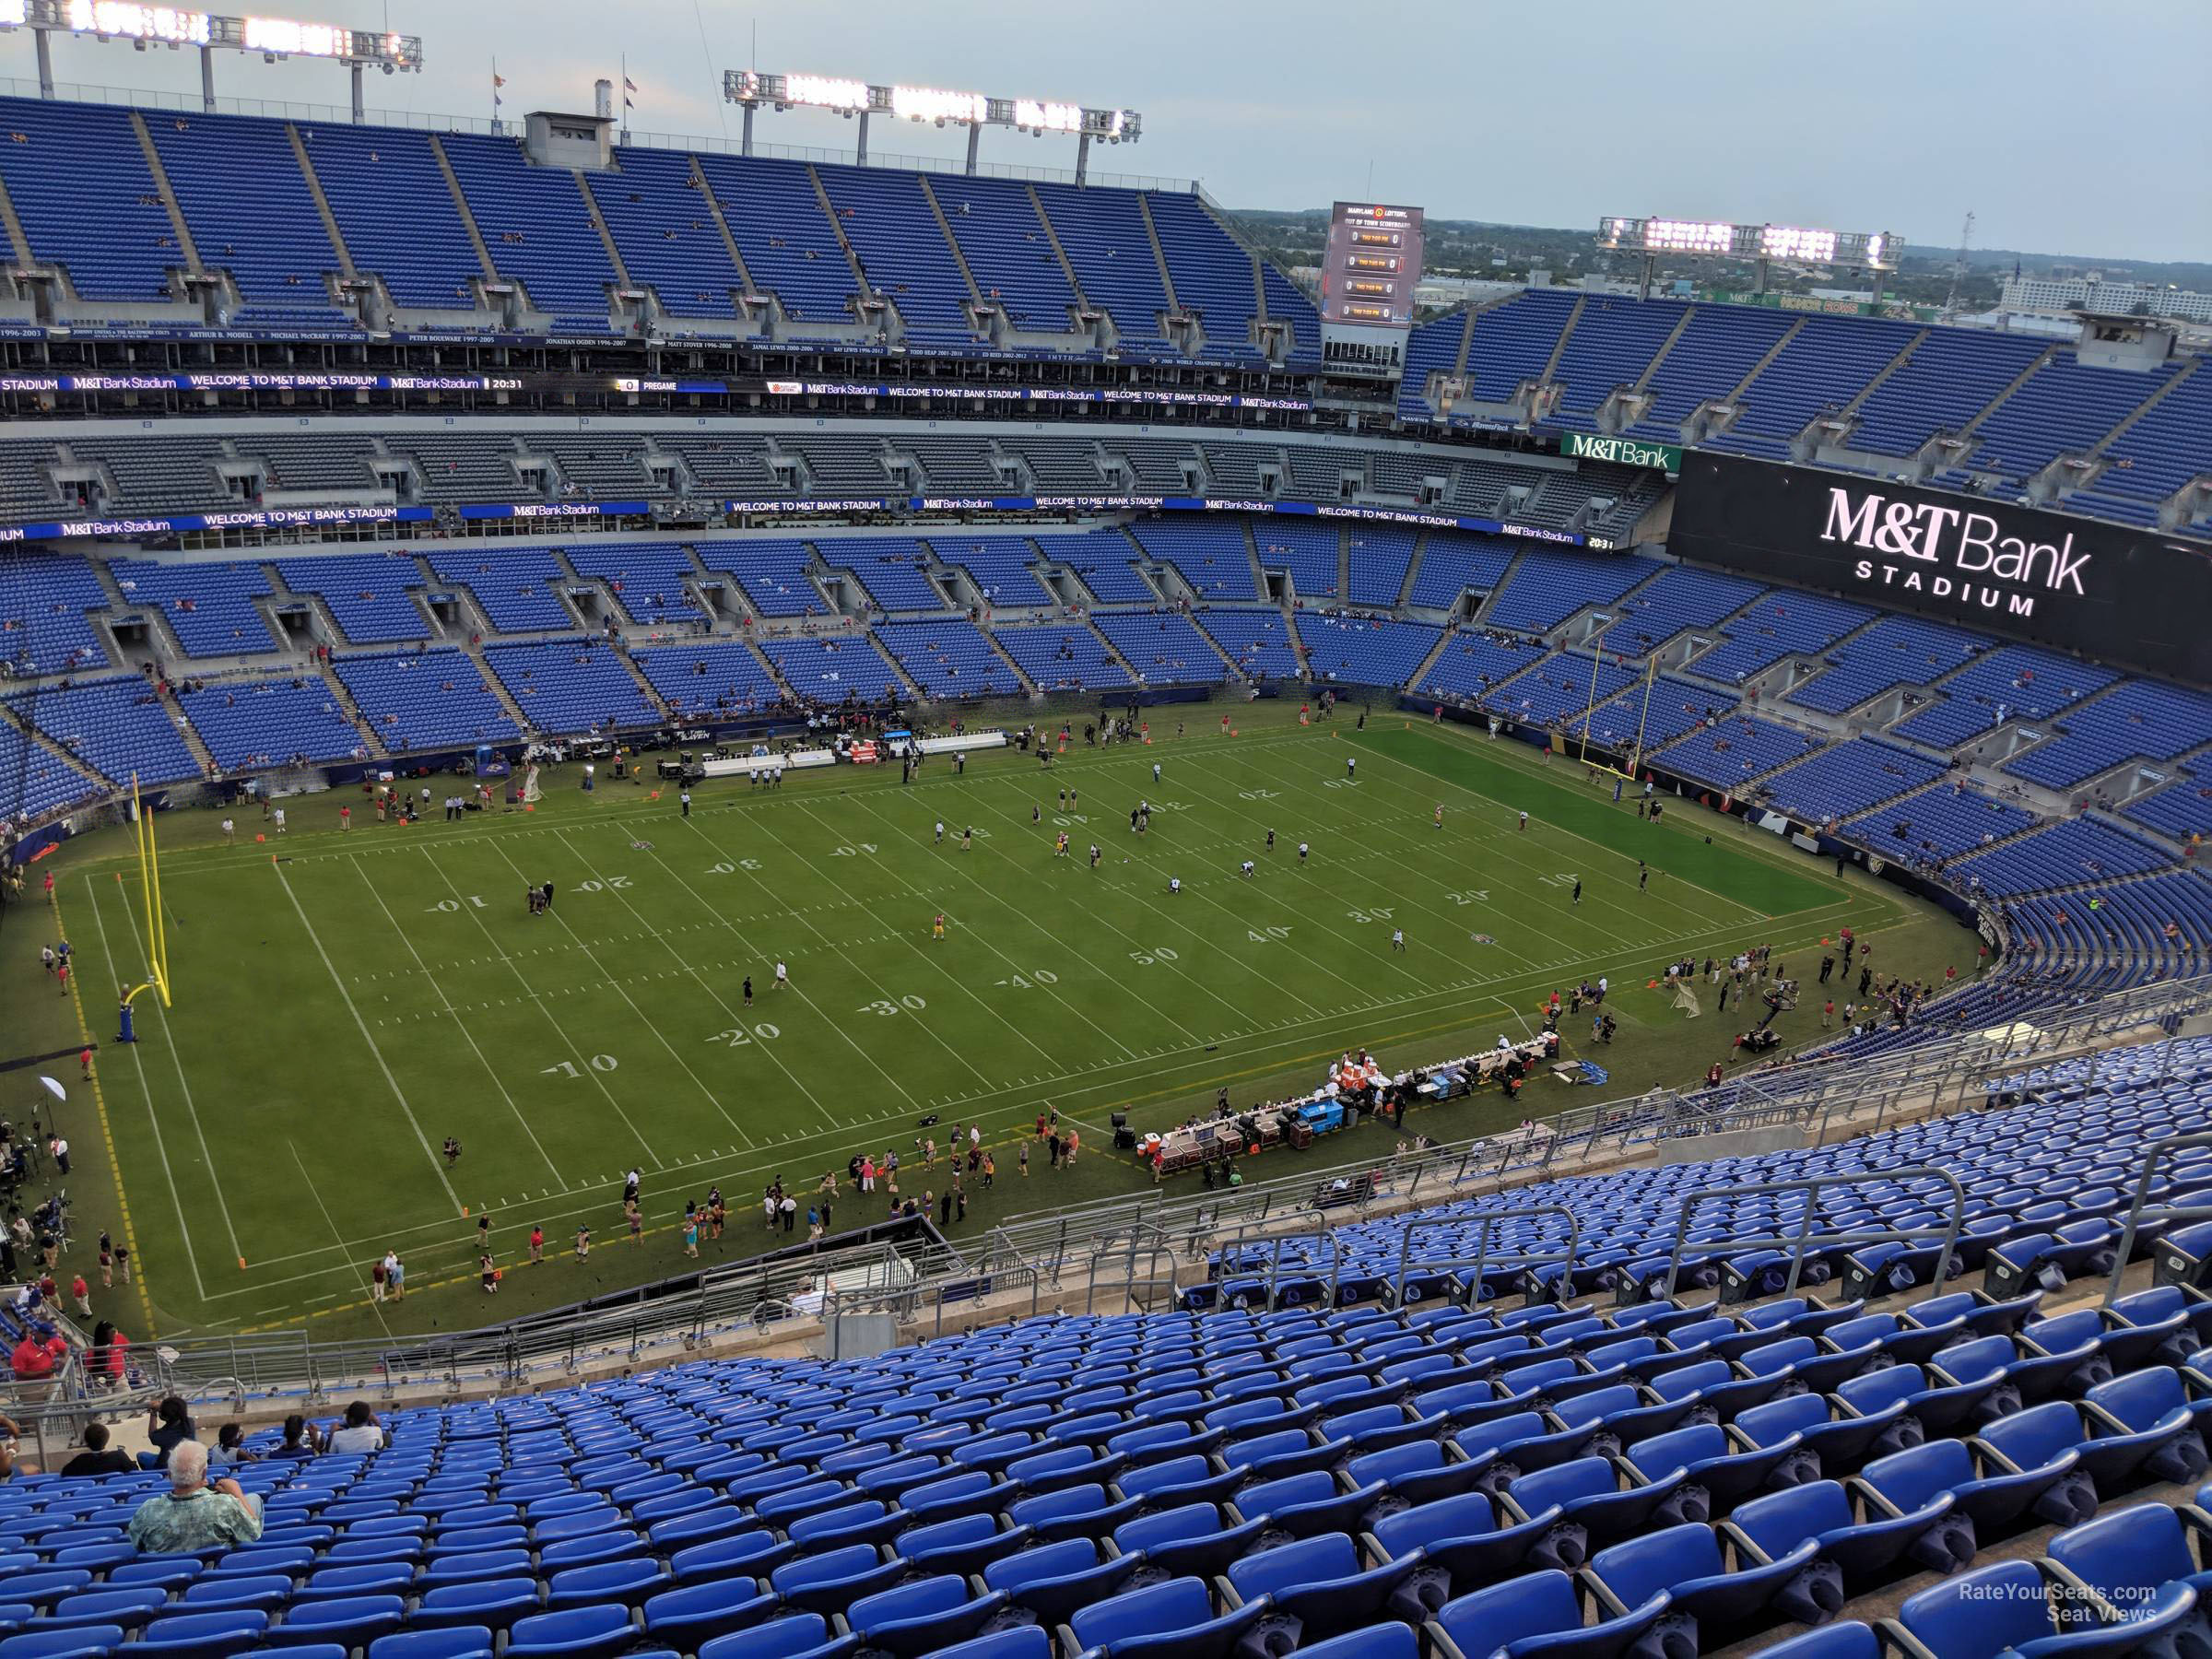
[2002,276,2212,324]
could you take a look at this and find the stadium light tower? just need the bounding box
[1595,217,1900,304]
[723,70,1139,185]
[0,1,422,121]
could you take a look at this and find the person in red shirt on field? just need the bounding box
[528,1226,545,1265]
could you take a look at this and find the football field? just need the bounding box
[28,708,1961,1341]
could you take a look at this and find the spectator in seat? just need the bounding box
[61,1420,135,1477]
[125,1440,264,1551]
[264,1414,315,1461]
[323,1399,388,1453]
[10,1321,65,1382]
[146,1395,195,1466]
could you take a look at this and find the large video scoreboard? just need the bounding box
[1319,202,1426,381]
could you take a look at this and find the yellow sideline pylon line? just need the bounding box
[52,878,161,1339]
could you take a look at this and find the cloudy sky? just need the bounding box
[18,0,2208,263]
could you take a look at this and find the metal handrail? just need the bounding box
[1250,1229,1342,1312]
[1391,1204,1582,1310]
[2104,1131,2212,1308]
[1651,1168,1966,1306]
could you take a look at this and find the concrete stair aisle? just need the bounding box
[1395,532,1430,609]
[805,163,879,305]
[427,135,503,288]
[1835,328,1928,420]
[916,175,986,310]
[286,124,357,282]
[1022,182,1094,318]
[3,701,115,798]
[688,156,761,304]
[0,169,37,267]
[1629,304,1699,393]
[127,112,204,274]
[1535,296,1588,384]
[461,636,539,737]
[312,654,389,760]
[968,615,1041,696]
[1402,625,1458,698]
[1134,193,1182,315]
[575,172,635,291]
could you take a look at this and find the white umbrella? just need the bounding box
[37,1076,65,1105]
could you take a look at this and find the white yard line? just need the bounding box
[112,863,248,1275]
[288,1138,394,1342]
[352,859,565,1183]
[420,848,681,1160]
[486,834,768,1149]
[657,816,965,1107]
[845,793,1156,1062]
[82,876,206,1301]
[272,858,465,1216]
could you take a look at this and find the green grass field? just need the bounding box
[7,706,1979,1343]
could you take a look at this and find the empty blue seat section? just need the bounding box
[1948,816,2176,896]
[759,638,900,705]
[1712,314,1921,460]
[1142,193,1262,362]
[1841,782,2039,866]
[872,621,1019,699]
[482,640,657,734]
[562,544,702,628]
[1197,609,1299,681]
[1251,524,1338,600]
[1046,530,1156,606]
[1851,327,2049,457]
[1688,589,1876,688]
[815,167,979,352]
[1572,675,1729,753]
[700,542,824,620]
[1347,529,1418,608]
[1032,182,1174,353]
[1755,737,1947,824]
[300,124,484,310]
[5,552,114,672]
[335,650,521,751]
[1627,304,1796,441]
[440,135,614,333]
[427,551,576,634]
[1394,310,1468,423]
[584,148,743,323]
[934,174,1079,335]
[2066,370,2212,525]
[1653,712,1821,793]
[1129,521,1261,604]
[630,642,782,718]
[2003,680,2212,791]
[990,625,1131,692]
[0,719,101,821]
[810,538,944,615]
[1546,298,1687,432]
[1893,641,2117,750]
[276,555,429,645]
[1487,548,1657,632]
[1300,617,1441,689]
[1475,650,1638,730]
[1939,351,2183,490]
[1408,532,1516,610]
[111,558,278,659]
[694,155,857,336]
[1786,616,1987,715]
[1094,614,1230,687]
[0,96,179,302]
[1594,565,1762,657]
[2127,769,2212,842]
[178,677,366,771]
[929,536,1055,609]
[146,112,349,326]
[1461,289,1582,401]
[13,677,200,785]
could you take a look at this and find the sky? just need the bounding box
[14,0,2209,265]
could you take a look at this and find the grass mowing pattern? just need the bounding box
[25,708,1959,1339]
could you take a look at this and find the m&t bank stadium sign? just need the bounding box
[1559,432,1682,472]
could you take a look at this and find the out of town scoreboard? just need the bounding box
[1319,202,1426,381]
